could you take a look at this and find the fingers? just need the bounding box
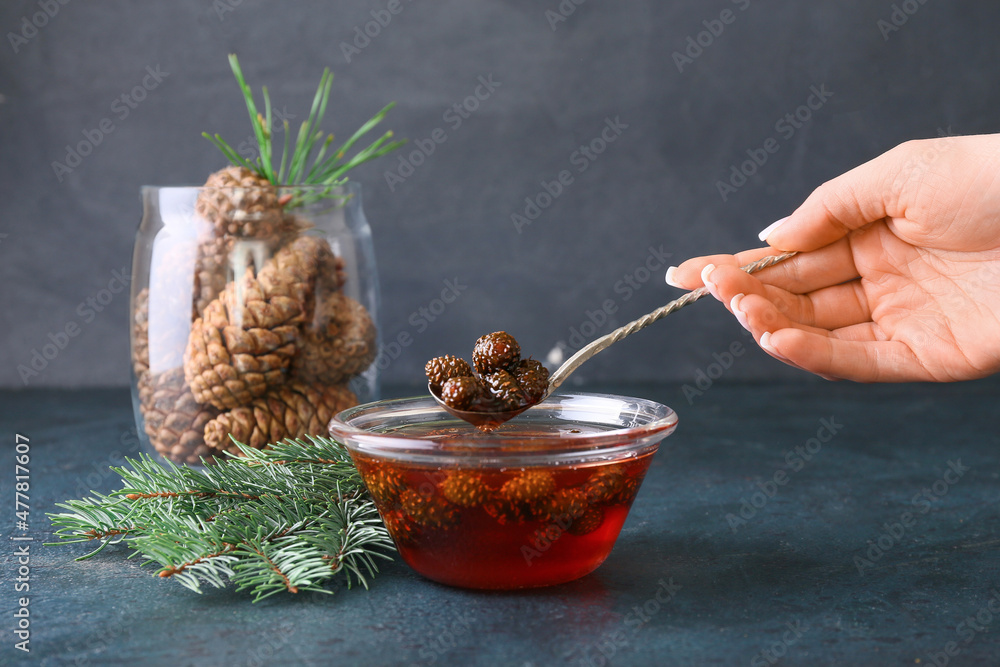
[763,327,931,382]
[669,238,860,296]
[666,248,775,290]
[761,139,935,252]
[721,275,872,331]
[735,294,930,382]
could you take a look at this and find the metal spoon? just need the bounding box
[430,251,798,430]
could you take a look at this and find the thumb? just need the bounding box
[759,140,919,251]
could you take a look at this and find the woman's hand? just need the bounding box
[666,134,1000,382]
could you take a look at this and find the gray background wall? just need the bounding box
[2,0,998,393]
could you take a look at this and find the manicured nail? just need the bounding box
[757,216,788,242]
[665,266,681,288]
[700,263,719,299]
[730,293,749,331]
[759,331,782,357]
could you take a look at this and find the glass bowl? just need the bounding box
[329,392,678,590]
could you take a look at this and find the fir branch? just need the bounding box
[47,437,395,601]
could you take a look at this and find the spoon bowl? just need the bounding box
[428,383,532,431]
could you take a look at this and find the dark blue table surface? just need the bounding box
[3,379,1000,666]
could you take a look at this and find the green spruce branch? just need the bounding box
[47,436,395,602]
[203,54,406,208]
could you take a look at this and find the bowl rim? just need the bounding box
[328,392,679,463]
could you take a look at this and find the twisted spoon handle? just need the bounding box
[547,251,798,393]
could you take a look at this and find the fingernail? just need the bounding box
[700,263,719,299]
[730,293,749,331]
[757,216,788,242]
[759,331,783,358]
[665,266,681,288]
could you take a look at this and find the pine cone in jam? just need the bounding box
[426,332,549,416]
[425,355,473,391]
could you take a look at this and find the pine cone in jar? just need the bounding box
[140,368,220,465]
[202,381,357,455]
[133,287,153,406]
[291,291,377,385]
[183,235,340,410]
[190,214,315,319]
[184,268,303,410]
[195,166,285,239]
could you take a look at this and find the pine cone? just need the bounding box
[500,471,556,504]
[202,381,357,455]
[192,236,236,319]
[291,292,377,385]
[133,288,152,405]
[362,464,408,507]
[439,376,481,411]
[440,471,489,507]
[583,464,627,504]
[473,331,521,375]
[140,369,220,465]
[184,235,336,408]
[195,166,285,239]
[568,507,604,536]
[258,235,346,313]
[483,370,526,410]
[184,267,303,409]
[399,489,459,530]
[425,355,473,391]
[540,488,588,524]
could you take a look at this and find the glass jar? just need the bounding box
[129,181,380,465]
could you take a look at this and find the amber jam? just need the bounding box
[352,422,655,589]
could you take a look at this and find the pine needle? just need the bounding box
[203,54,405,204]
[47,436,395,601]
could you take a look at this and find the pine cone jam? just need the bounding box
[330,394,678,590]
